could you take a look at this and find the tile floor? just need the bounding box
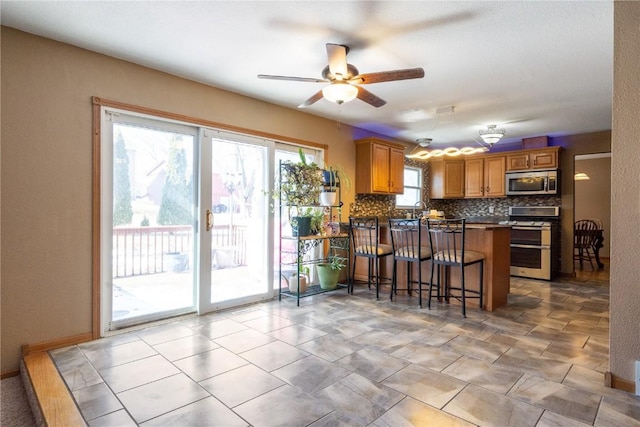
[50,274,640,427]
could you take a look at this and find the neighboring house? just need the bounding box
[145,160,166,205]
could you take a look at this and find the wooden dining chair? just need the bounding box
[574,219,599,270]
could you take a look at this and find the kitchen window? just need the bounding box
[396,166,422,207]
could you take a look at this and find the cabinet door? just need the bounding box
[506,153,530,171]
[444,160,465,198]
[371,143,391,192]
[464,158,484,198]
[388,147,405,194]
[530,150,557,169]
[484,156,506,197]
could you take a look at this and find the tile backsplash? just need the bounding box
[351,194,561,218]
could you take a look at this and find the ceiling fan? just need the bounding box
[258,43,425,108]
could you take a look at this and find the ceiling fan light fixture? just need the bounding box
[322,82,358,104]
[479,124,506,146]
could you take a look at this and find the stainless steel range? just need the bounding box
[499,206,560,280]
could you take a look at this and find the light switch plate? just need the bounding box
[636,361,640,395]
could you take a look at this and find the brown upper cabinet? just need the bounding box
[355,138,405,194]
[464,155,506,198]
[429,158,465,199]
[505,147,559,171]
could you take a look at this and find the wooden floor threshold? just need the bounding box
[22,352,86,427]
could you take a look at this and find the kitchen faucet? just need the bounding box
[413,201,427,218]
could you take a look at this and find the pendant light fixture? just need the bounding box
[479,124,506,146]
[405,106,489,159]
[574,172,591,181]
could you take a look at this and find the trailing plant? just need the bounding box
[273,148,323,210]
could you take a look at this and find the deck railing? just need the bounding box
[113,225,247,278]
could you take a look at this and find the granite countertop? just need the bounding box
[465,223,512,229]
[463,216,510,224]
[368,215,511,226]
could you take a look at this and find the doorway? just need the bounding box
[574,152,611,279]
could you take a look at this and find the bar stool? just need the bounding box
[388,218,432,306]
[349,217,393,298]
[426,218,484,317]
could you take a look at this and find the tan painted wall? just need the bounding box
[0,27,402,372]
[610,2,640,384]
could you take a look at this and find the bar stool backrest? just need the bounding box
[350,217,382,257]
[389,218,428,260]
[427,218,466,265]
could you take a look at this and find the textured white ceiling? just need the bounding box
[1,1,614,148]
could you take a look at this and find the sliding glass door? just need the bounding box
[104,115,198,329]
[101,111,275,332]
[198,130,272,312]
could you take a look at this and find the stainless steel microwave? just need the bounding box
[506,170,558,195]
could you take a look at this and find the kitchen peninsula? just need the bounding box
[353,220,511,312]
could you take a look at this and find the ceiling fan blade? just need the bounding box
[297,90,324,108]
[257,74,327,83]
[356,87,386,108]
[352,68,425,84]
[326,43,348,79]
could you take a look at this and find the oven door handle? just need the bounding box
[510,244,551,249]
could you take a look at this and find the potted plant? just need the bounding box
[317,256,348,290]
[274,149,324,235]
[288,264,309,294]
[290,213,312,237]
[275,148,323,208]
[320,164,351,207]
[289,206,324,236]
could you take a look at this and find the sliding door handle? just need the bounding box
[206,209,213,231]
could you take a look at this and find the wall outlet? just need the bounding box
[636,361,640,395]
[489,206,495,214]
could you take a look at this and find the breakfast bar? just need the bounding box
[353,220,511,312]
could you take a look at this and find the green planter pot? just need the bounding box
[291,216,312,237]
[317,263,341,290]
